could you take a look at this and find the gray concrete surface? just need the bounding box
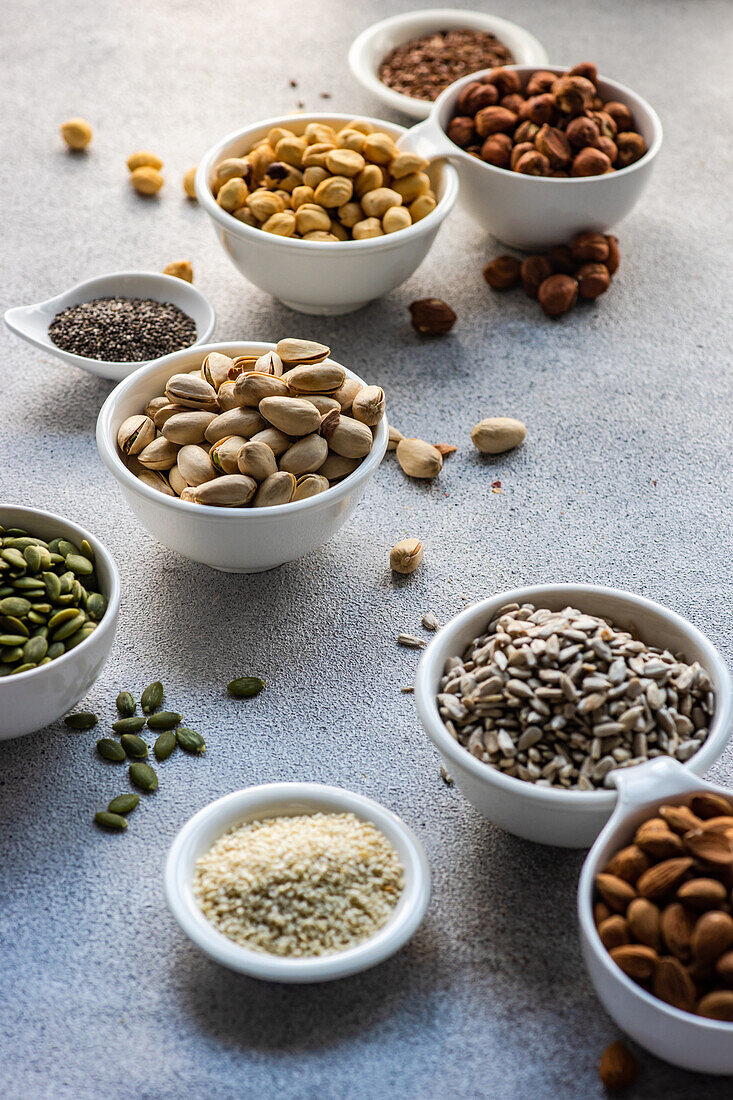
[1,1,732,1097]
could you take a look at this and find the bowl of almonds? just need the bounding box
[579,757,733,1073]
[96,339,388,572]
[414,585,732,848]
[195,113,458,314]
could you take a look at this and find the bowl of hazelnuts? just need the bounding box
[401,63,662,249]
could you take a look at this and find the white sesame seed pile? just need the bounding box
[193,812,404,956]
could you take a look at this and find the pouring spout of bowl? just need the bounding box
[397,116,459,161]
[608,756,705,810]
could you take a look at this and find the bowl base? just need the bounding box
[279,297,371,315]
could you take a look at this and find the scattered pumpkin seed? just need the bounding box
[153,730,177,761]
[120,733,149,759]
[129,761,159,791]
[227,676,266,698]
[141,681,164,713]
[108,793,139,815]
[116,691,137,717]
[94,811,127,830]
[176,727,206,753]
[112,715,146,734]
[97,738,126,762]
[147,710,182,730]
[64,711,98,730]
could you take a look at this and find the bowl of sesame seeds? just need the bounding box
[165,782,431,982]
[414,584,732,849]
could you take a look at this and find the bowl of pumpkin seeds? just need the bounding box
[0,505,120,740]
[96,339,388,573]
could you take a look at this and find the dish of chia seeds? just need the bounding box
[48,296,197,363]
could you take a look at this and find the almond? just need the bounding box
[636,830,685,861]
[598,1041,638,1091]
[633,817,669,845]
[714,949,733,984]
[659,803,704,835]
[610,943,658,980]
[627,897,661,950]
[701,816,733,834]
[684,828,733,866]
[691,911,733,965]
[637,858,693,900]
[604,844,650,885]
[598,915,631,950]
[677,877,728,910]
[652,955,697,1013]
[594,901,612,927]
[696,990,733,1021]
[661,902,695,960]
[690,792,733,820]
[596,873,637,913]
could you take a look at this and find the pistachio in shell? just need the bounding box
[275,338,330,365]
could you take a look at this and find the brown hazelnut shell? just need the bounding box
[577,262,611,299]
[483,255,522,290]
[538,274,579,316]
[521,255,554,297]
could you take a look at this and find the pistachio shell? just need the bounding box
[278,433,328,476]
[470,417,527,455]
[292,474,330,500]
[396,438,443,479]
[259,396,321,437]
[249,427,293,457]
[332,377,362,411]
[275,338,330,365]
[237,440,278,481]
[164,373,219,410]
[161,411,218,445]
[217,382,239,411]
[232,372,290,408]
[282,362,345,394]
[254,351,284,376]
[194,474,257,507]
[204,407,267,443]
[201,352,235,390]
[137,470,177,496]
[318,453,360,481]
[176,444,217,487]
[253,471,296,507]
[117,414,156,455]
[303,394,341,416]
[320,414,373,458]
[351,386,385,426]
[137,437,180,471]
[210,435,249,475]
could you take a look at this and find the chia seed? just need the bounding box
[378,29,514,102]
[48,296,197,363]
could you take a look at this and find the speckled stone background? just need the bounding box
[2,0,733,1096]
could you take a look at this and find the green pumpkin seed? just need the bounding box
[32,624,48,637]
[129,761,158,791]
[31,602,52,613]
[42,572,61,600]
[227,676,266,698]
[80,539,95,563]
[47,642,65,660]
[1,548,27,570]
[12,578,45,591]
[26,611,46,625]
[1,646,24,663]
[23,545,43,572]
[97,738,126,762]
[120,733,148,759]
[52,611,86,641]
[141,681,164,713]
[0,633,29,646]
[1,614,29,637]
[176,727,206,754]
[0,596,31,617]
[64,622,95,650]
[12,662,36,674]
[38,657,51,665]
[116,691,137,717]
[58,571,74,595]
[0,665,12,677]
[94,811,127,830]
[58,539,80,559]
[86,592,107,621]
[153,730,177,761]
[147,711,181,731]
[48,607,79,630]
[23,636,48,663]
[113,715,146,734]
[64,711,98,730]
[108,793,139,815]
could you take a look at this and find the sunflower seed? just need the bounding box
[397,633,426,649]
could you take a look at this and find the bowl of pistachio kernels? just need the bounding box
[0,505,120,740]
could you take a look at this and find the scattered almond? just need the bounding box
[598,1041,638,1092]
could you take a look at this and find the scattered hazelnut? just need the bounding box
[474,106,518,138]
[565,116,600,149]
[537,274,578,317]
[521,255,553,297]
[604,101,634,132]
[130,166,164,195]
[598,1041,638,1092]
[515,150,550,176]
[551,75,595,115]
[163,260,193,283]
[480,133,512,168]
[483,255,522,290]
[616,131,647,168]
[604,235,620,274]
[61,117,92,150]
[545,245,575,275]
[408,298,456,336]
[571,231,610,263]
[577,262,611,299]
[446,116,475,148]
[571,147,612,176]
[534,124,572,168]
[183,167,198,199]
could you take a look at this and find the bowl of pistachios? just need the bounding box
[0,505,121,740]
[96,339,389,573]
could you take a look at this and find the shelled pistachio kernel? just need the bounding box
[61,118,92,150]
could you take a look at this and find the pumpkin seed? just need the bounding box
[66,553,94,576]
[57,540,79,558]
[97,738,126,762]
[80,539,95,563]
[42,571,61,600]
[94,811,127,830]
[64,711,98,730]
[113,715,146,734]
[23,636,48,664]
[1,548,27,570]
[227,676,266,698]
[147,711,181,730]
[12,662,36,673]
[108,793,139,815]
[0,634,28,646]
[47,642,65,660]
[153,730,177,761]
[116,691,137,717]
[176,727,206,753]
[120,733,148,759]
[141,681,164,713]
[86,592,107,620]
[0,596,31,617]
[129,761,159,791]
[23,545,43,572]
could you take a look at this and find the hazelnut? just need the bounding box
[521,255,553,297]
[525,93,557,126]
[567,62,598,85]
[481,133,512,168]
[510,142,535,170]
[446,117,475,148]
[571,232,610,263]
[598,136,618,164]
[604,235,620,275]
[551,75,595,115]
[577,262,611,299]
[475,106,518,138]
[571,147,612,176]
[534,124,572,168]
[604,101,634,131]
[456,81,484,113]
[483,255,522,290]
[589,110,618,139]
[408,298,456,336]
[514,120,540,143]
[464,83,500,115]
[537,274,579,316]
[501,93,525,114]
[514,150,550,176]
[525,70,557,96]
[484,67,522,97]
[565,116,600,149]
[616,132,647,167]
[546,245,576,275]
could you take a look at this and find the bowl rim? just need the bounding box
[347,8,549,118]
[429,63,663,184]
[413,583,733,808]
[164,781,432,982]
[96,340,389,520]
[0,504,121,686]
[195,111,459,252]
[578,765,733,1032]
[3,270,217,372]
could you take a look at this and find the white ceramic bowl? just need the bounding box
[348,8,548,120]
[0,505,120,740]
[399,65,663,249]
[96,341,388,573]
[414,584,733,848]
[195,114,458,315]
[165,782,431,983]
[579,757,733,1073]
[3,271,216,382]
